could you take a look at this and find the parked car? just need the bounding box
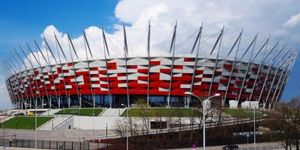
[222,144,239,150]
[14,113,24,116]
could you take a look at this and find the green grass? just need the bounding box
[121,107,201,117]
[223,108,264,118]
[0,116,53,130]
[55,108,103,116]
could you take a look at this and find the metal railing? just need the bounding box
[0,138,101,150]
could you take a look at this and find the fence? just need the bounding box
[0,138,102,150]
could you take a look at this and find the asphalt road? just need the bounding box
[1,128,115,142]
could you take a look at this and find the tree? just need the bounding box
[273,97,300,150]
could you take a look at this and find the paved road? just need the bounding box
[172,142,285,150]
[1,128,115,142]
[3,147,47,150]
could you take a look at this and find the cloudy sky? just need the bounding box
[0,0,299,109]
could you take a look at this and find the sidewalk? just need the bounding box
[3,147,48,150]
[174,142,284,150]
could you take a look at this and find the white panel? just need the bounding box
[92,84,100,88]
[42,67,51,73]
[100,81,108,84]
[138,80,148,84]
[151,57,169,64]
[118,83,127,87]
[202,78,212,82]
[76,75,83,82]
[107,70,117,74]
[222,71,231,76]
[117,76,127,80]
[128,74,137,80]
[182,66,194,73]
[52,65,62,72]
[180,84,191,88]
[138,65,148,69]
[77,68,89,72]
[150,66,160,72]
[196,66,205,70]
[91,77,99,81]
[113,59,125,65]
[127,69,137,73]
[90,71,99,75]
[127,58,148,65]
[173,73,182,77]
[116,66,126,73]
[245,89,253,93]
[99,74,107,77]
[63,72,73,76]
[174,58,183,65]
[100,87,108,91]
[184,61,195,66]
[74,61,88,69]
[62,64,70,70]
[218,86,227,91]
[203,69,214,74]
[108,73,117,77]
[197,59,206,64]
[54,77,62,83]
[65,85,72,89]
[159,73,171,80]
[159,87,169,92]
[173,69,182,73]
[90,60,106,67]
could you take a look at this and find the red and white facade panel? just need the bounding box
[7,56,289,108]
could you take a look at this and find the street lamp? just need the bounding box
[121,103,128,150]
[24,101,46,149]
[184,92,220,150]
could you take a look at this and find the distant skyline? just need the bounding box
[0,0,299,109]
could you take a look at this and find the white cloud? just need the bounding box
[284,12,300,28]
[0,79,12,109]
[21,0,299,68]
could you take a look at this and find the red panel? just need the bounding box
[224,64,232,70]
[127,65,137,69]
[138,76,148,80]
[107,62,117,70]
[173,65,183,69]
[138,69,148,74]
[160,69,171,74]
[183,58,195,62]
[149,61,160,66]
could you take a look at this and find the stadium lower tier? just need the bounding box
[6,56,290,109]
[15,95,208,109]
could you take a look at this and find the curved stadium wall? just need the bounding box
[6,55,294,109]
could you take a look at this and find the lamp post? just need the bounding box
[184,92,220,150]
[253,107,256,150]
[25,101,46,149]
[121,103,128,150]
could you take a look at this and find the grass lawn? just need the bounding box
[223,108,265,118]
[55,108,103,116]
[0,116,53,130]
[121,107,201,117]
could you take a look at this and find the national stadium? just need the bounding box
[4,25,297,110]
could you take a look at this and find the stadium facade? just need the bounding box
[4,25,297,109]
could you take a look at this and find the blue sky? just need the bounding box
[0,0,299,109]
[0,0,118,53]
